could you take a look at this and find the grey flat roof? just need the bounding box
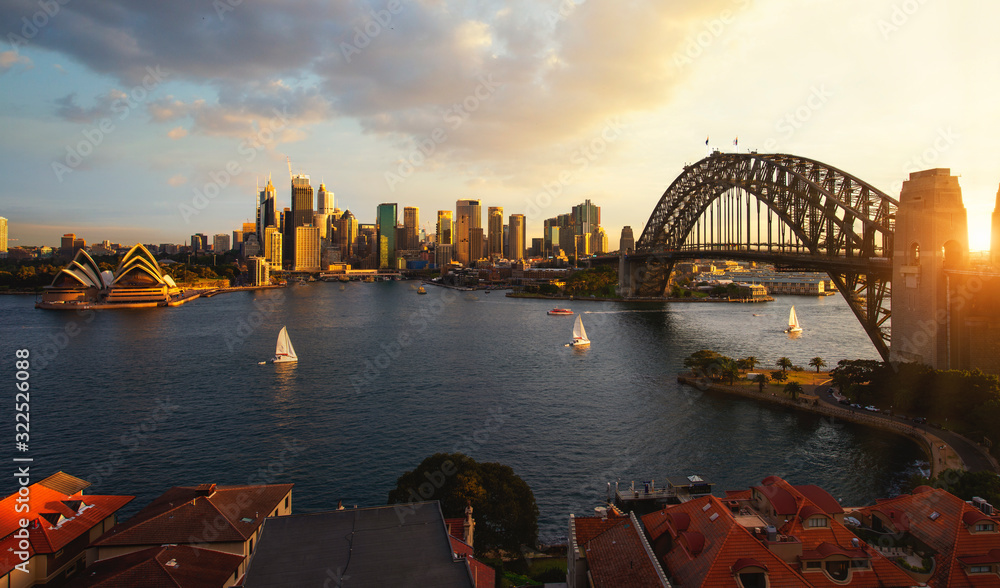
[242,501,473,588]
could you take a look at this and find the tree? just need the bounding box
[770,370,788,384]
[387,453,539,554]
[683,350,726,374]
[740,356,759,372]
[752,373,769,393]
[776,357,793,372]
[718,357,740,385]
[784,381,803,401]
[809,357,826,373]
[908,469,1000,506]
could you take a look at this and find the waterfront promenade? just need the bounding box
[677,372,1000,477]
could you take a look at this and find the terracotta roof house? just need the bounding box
[567,509,671,587]
[241,501,491,587]
[65,545,245,588]
[0,471,133,587]
[91,482,292,585]
[854,485,1000,587]
[642,476,916,587]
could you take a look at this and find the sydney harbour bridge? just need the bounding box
[616,152,897,361]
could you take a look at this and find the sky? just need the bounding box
[2,0,999,251]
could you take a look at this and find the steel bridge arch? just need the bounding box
[632,152,898,359]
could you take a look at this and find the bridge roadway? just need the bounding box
[592,251,891,276]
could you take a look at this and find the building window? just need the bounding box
[285,495,289,509]
[909,242,920,265]
[807,517,828,528]
[826,561,849,582]
[969,565,991,574]
[805,561,821,569]
[737,571,767,588]
[975,523,995,532]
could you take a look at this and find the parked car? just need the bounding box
[912,417,927,424]
[838,399,851,405]
[865,405,878,412]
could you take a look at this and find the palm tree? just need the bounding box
[742,356,759,372]
[809,357,826,373]
[776,357,793,372]
[770,370,788,384]
[752,373,769,393]
[784,381,803,401]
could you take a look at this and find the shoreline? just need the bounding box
[675,373,991,478]
[505,292,772,303]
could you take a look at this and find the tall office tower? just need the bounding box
[0,217,7,253]
[191,233,207,252]
[61,233,76,256]
[487,207,504,259]
[620,226,635,254]
[264,226,282,264]
[992,184,1000,268]
[294,225,321,271]
[213,234,230,253]
[543,218,559,257]
[436,211,454,246]
[470,228,484,264]
[593,226,608,254]
[503,224,509,259]
[232,230,244,251]
[280,208,290,233]
[248,256,269,286]
[573,199,601,239]
[357,224,377,268]
[508,214,526,261]
[338,210,358,258]
[455,199,481,265]
[285,174,313,264]
[314,183,333,239]
[403,206,419,250]
[257,178,277,240]
[530,238,543,257]
[376,203,398,269]
[557,213,575,256]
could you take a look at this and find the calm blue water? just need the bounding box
[0,284,923,542]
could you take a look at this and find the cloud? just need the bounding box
[167,126,188,139]
[167,174,187,186]
[54,90,128,123]
[0,50,32,73]
[53,64,67,74]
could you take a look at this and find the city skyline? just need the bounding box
[2,2,1000,250]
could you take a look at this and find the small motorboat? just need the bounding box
[548,308,573,315]
[417,286,427,294]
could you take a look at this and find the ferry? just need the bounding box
[547,308,573,315]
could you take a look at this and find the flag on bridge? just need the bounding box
[734,137,738,147]
[705,136,709,146]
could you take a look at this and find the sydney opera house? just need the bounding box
[38,244,181,308]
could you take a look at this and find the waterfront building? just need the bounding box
[488,206,504,259]
[41,249,107,303]
[264,226,282,264]
[213,233,230,253]
[437,210,454,246]
[294,225,321,272]
[0,472,133,587]
[0,216,6,252]
[508,213,526,261]
[105,244,177,304]
[242,502,491,588]
[620,226,635,254]
[338,210,358,258]
[567,509,668,587]
[92,482,293,583]
[377,203,398,269]
[854,486,1000,588]
[456,199,481,265]
[248,256,269,286]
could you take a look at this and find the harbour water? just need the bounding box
[0,284,924,543]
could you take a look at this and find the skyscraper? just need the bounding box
[620,226,635,254]
[543,218,559,257]
[0,217,7,253]
[338,210,358,258]
[403,206,419,250]
[285,174,313,264]
[436,211,453,246]
[487,207,504,259]
[232,230,244,251]
[315,183,333,240]
[377,203,398,269]
[264,226,282,264]
[573,199,600,238]
[257,178,277,241]
[294,225,321,271]
[213,234,230,253]
[508,214,526,261]
[455,199,481,265]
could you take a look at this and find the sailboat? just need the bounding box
[785,306,803,333]
[567,314,591,347]
[262,326,298,364]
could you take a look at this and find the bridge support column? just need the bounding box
[618,252,634,297]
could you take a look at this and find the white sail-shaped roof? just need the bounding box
[111,244,167,286]
[50,250,107,289]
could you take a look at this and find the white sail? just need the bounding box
[273,326,298,362]
[571,314,590,346]
[787,306,802,332]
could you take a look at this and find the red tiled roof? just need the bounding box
[754,481,799,515]
[642,495,808,588]
[444,518,465,541]
[448,536,495,588]
[962,510,992,526]
[64,544,244,588]
[868,505,910,532]
[855,487,1000,588]
[584,516,666,588]
[574,512,627,545]
[94,483,292,547]
[0,474,133,577]
[956,548,1000,566]
[731,557,767,572]
[794,485,844,515]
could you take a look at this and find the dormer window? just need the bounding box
[807,516,828,528]
[969,565,993,574]
[975,522,995,532]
